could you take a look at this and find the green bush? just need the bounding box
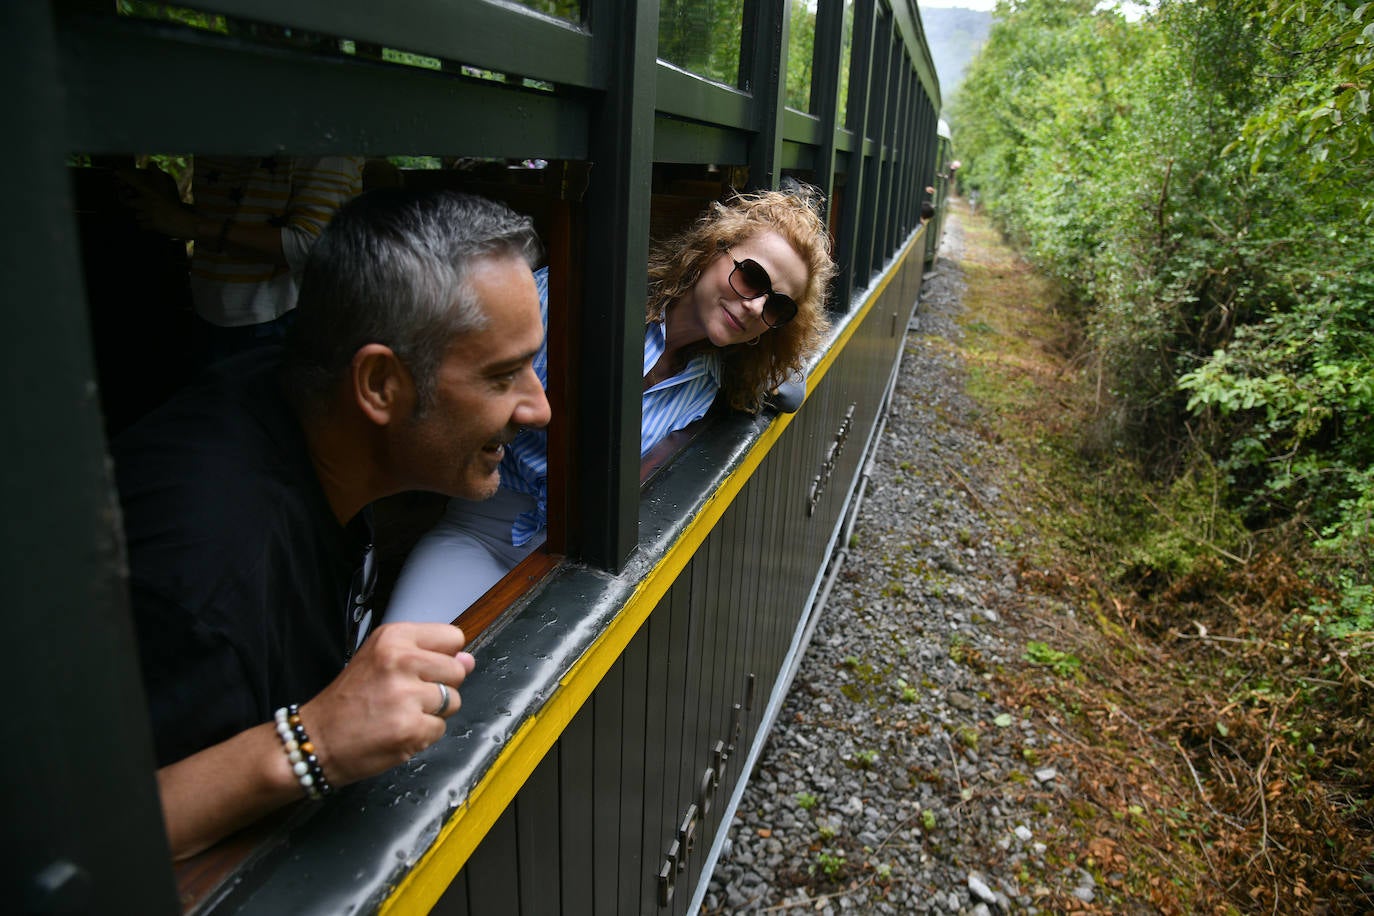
[950,0,1372,620]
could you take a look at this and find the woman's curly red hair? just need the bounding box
[646,185,836,412]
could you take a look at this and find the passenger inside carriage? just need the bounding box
[117,154,365,368]
[385,184,837,623]
[113,189,551,860]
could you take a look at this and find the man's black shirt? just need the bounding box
[114,347,371,766]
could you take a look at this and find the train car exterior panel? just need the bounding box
[514,746,562,914]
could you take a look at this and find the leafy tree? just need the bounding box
[786,0,817,112]
[837,1,854,124]
[1235,0,1374,207]
[950,0,1371,593]
[659,0,746,86]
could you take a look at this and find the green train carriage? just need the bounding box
[4,1,944,912]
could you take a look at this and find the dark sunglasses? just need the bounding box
[726,253,799,328]
[344,541,377,661]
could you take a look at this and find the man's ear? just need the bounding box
[350,343,413,426]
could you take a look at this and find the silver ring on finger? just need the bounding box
[431,681,451,717]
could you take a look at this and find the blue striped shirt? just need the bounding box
[500,268,721,546]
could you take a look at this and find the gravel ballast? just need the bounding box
[704,210,1086,914]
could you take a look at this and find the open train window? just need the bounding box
[368,157,588,638]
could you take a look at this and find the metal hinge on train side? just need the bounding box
[808,404,856,516]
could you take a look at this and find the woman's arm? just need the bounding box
[116,167,289,266]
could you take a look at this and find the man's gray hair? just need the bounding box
[284,189,541,411]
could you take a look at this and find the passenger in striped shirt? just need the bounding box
[120,155,363,364]
[387,187,837,623]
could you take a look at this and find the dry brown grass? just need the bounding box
[948,203,1374,915]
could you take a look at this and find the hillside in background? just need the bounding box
[920,6,994,97]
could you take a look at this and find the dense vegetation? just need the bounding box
[949,1,1372,909]
[658,0,842,116]
[952,0,1372,655]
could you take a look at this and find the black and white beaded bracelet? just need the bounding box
[273,704,333,800]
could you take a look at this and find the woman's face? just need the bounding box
[681,229,809,349]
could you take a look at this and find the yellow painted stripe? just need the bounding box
[381,228,926,912]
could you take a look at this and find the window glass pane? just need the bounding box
[839,0,854,125]
[511,0,582,22]
[785,0,816,111]
[658,0,745,86]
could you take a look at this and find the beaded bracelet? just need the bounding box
[273,704,333,800]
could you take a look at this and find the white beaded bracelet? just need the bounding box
[273,704,332,800]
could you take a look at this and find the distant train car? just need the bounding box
[5,1,943,913]
[925,118,955,266]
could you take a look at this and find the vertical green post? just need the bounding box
[0,3,176,911]
[575,0,662,571]
[833,0,875,310]
[811,0,846,219]
[743,0,789,191]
